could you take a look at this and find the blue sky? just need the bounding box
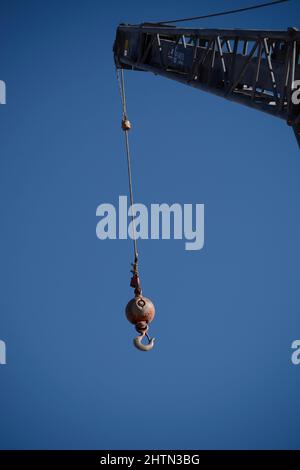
[0,0,300,449]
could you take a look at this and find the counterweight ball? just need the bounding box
[125,296,155,331]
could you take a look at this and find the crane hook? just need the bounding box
[134,330,155,352]
[126,292,156,351]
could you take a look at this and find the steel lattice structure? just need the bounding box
[114,24,300,146]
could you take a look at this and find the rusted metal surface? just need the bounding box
[125,295,155,326]
[121,118,131,131]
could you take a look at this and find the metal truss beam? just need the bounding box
[114,24,300,146]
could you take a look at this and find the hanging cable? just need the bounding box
[116,68,156,351]
[156,0,290,25]
[116,67,142,300]
[116,68,138,265]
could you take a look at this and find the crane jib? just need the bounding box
[113,24,300,147]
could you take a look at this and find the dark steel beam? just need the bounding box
[114,23,300,146]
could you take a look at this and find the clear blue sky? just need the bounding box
[0,0,299,449]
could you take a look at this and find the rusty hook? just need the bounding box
[133,330,155,352]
